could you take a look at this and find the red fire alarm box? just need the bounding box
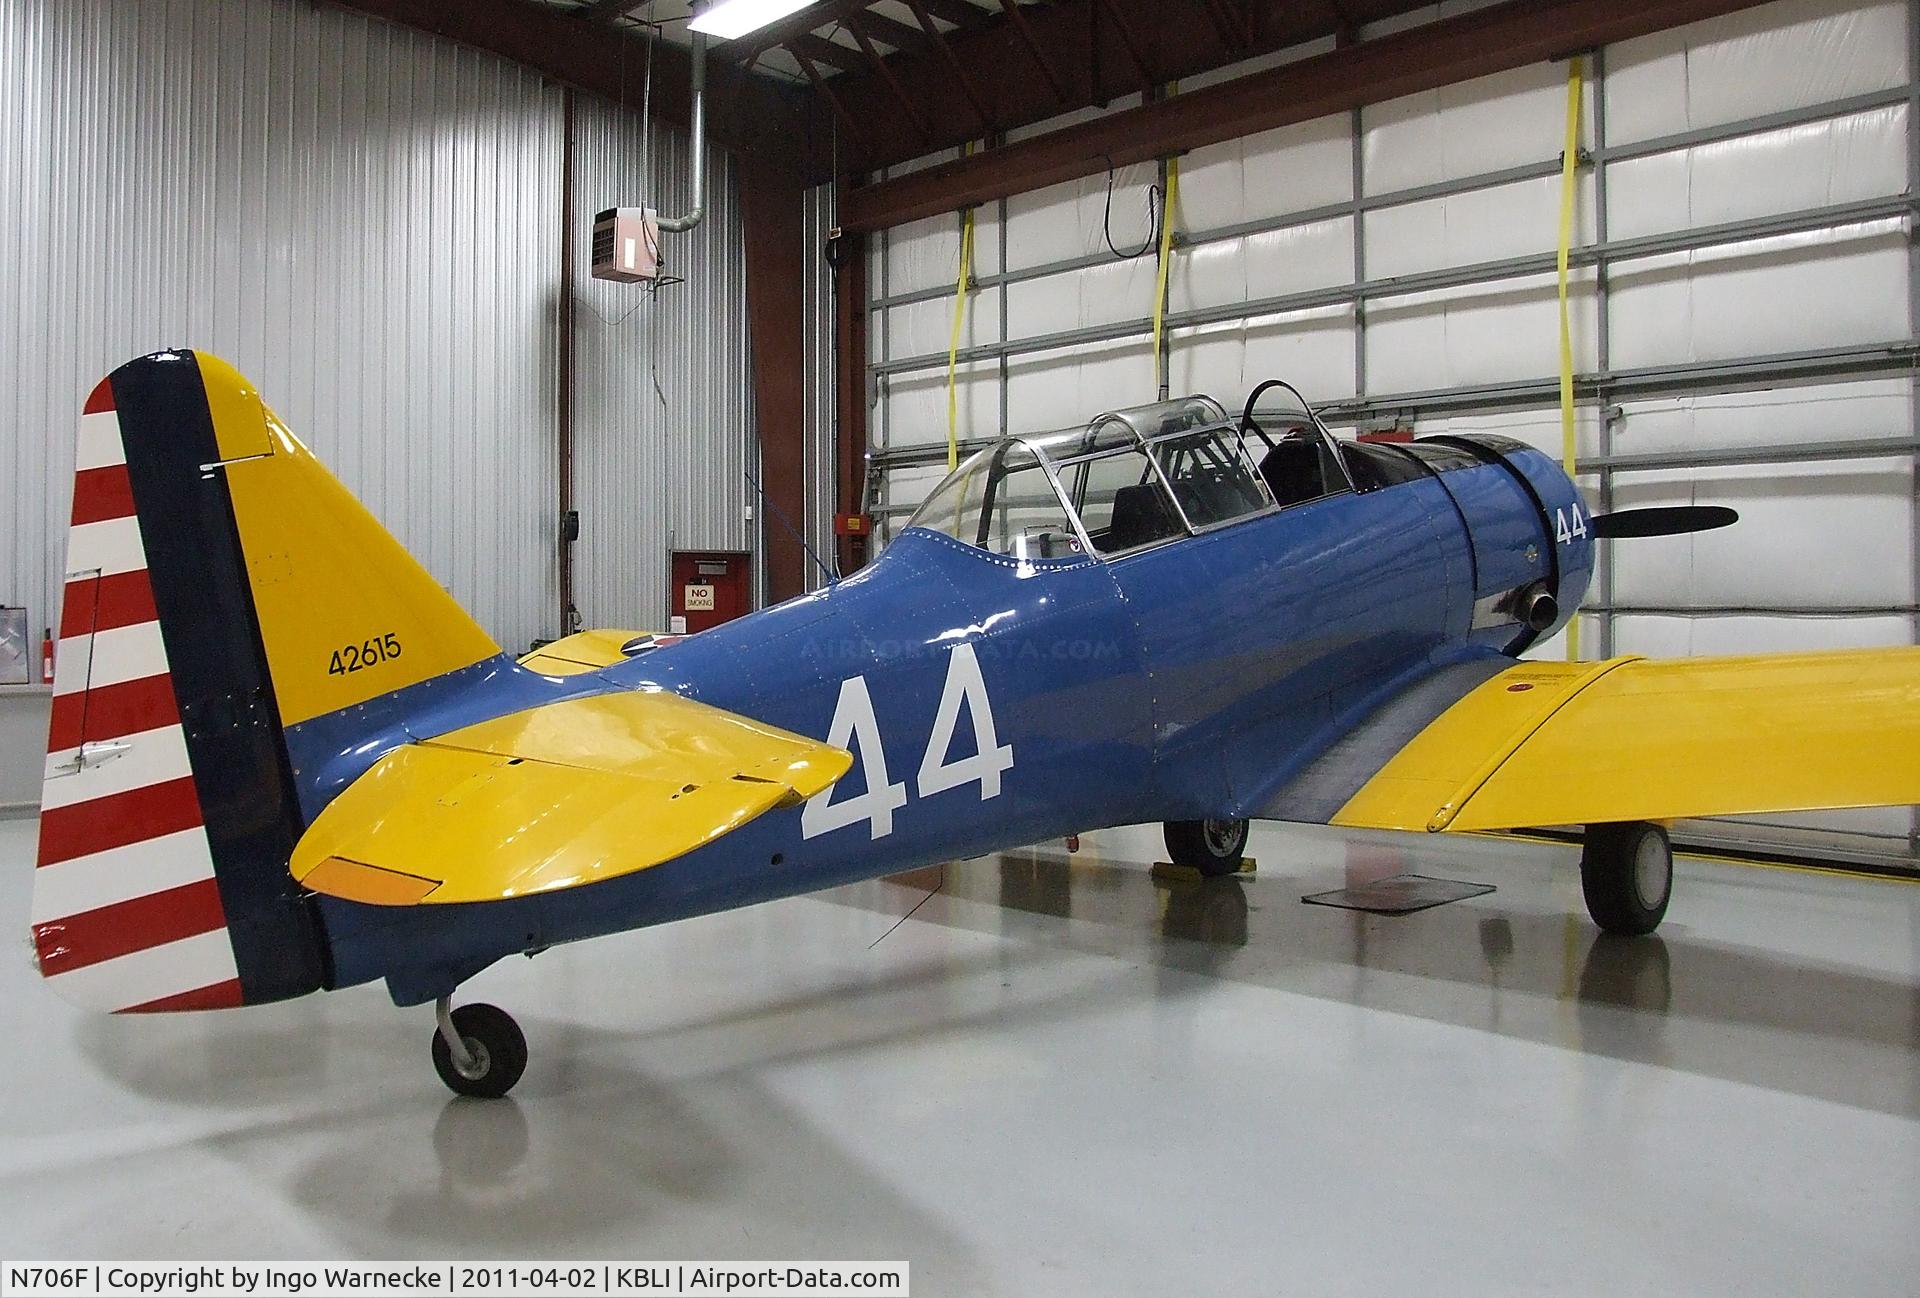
[670,550,751,634]
[834,512,871,537]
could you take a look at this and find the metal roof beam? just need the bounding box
[842,6,931,52]
[816,0,1442,182]
[846,11,934,141]
[903,0,994,129]
[727,0,884,62]
[579,0,645,21]
[838,0,1780,229]
[792,32,868,73]
[916,0,991,29]
[324,0,819,177]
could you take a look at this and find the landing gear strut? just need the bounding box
[432,998,528,1098]
[1580,821,1673,936]
[1164,818,1250,878]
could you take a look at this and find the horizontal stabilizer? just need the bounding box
[290,691,850,905]
[518,629,654,676]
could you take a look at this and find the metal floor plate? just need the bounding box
[1301,873,1496,914]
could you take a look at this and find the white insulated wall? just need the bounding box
[869,0,1920,863]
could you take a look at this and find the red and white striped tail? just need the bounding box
[31,380,242,1014]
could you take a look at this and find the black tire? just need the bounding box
[1164,818,1249,878]
[1580,822,1672,937]
[431,1003,528,1099]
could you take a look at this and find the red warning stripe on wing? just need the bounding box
[83,378,115,415]
[58,570,159,639]
[70,464,136,526]
[46,673,180,753]
[32,878,228,977]
[37,776,204,867]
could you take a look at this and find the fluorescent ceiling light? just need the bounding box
[687,0,819,40]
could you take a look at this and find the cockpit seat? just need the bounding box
[1106,482,1180,552]
[1259,438,1324,508]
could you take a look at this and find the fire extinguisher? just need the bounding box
[41,628,53,685]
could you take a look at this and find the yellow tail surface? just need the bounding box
[199,355,500,725]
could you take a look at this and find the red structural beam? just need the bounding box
[838,0,1777,231]
[740,163,814,604]
[832,220,871,577]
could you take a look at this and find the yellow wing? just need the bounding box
[1330,649,1920,833]
[290,690,850,905]
[517,629,652,676]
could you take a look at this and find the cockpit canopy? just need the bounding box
[906,383,1358,561]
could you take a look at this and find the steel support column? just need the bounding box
[833,218,872,576]
[741,162,813,603]
[558,87,579,639]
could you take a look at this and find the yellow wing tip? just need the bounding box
[518,629,655,676]
[297,855,442,905]
[770,743,854,803]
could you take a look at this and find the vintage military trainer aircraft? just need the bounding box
[32,351,1920,1096]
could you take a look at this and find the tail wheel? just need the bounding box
[431,1002,528,1099]
[1164,818,1249,878]
[1581,822,1673,936]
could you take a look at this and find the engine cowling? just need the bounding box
[1417,434,1595,654]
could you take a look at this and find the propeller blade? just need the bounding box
[1588,505,1739,539]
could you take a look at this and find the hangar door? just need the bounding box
[858,0,1920,870]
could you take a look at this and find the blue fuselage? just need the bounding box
[316,441,1594,1004]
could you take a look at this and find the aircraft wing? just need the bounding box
[1277,649,1920,834]
[291,691,851,905]
[518,629,652,675]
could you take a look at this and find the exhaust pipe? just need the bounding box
[656,29,707,234]
[1517,583,1559,633]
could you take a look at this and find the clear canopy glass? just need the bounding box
[1240,379,1318,438]
[905,395,1279,559]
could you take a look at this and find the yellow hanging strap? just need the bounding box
[1152,156,1181,398]
[1556,57,1583,661]
[945,200,977,472]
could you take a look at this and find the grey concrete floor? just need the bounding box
[0,815,1916,1295]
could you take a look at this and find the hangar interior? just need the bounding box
[1,0,1917,1288]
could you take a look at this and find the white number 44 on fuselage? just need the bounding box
[801,643,1015,841]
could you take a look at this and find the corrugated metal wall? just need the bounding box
[0,0,565,652]
[569,92,757,630]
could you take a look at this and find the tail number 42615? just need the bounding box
[802,643,1014,841]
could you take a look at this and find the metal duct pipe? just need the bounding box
[657,28,707,233]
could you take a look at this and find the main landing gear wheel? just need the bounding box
[431,999,527,1099]
[1164,818,1250,878]
[1581,821,1673,936]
